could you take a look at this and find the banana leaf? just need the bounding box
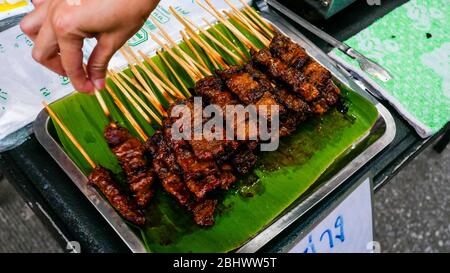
[48,20,379,252]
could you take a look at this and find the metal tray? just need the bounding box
[33,11,396,253]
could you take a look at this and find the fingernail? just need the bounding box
[93,78,105,90]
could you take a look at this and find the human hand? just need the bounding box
[20,0,160,93]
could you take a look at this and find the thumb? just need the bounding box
[87,36,118,90]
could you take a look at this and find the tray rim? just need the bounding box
[33,12,396,253]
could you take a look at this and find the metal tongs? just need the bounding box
[266,0,393,82]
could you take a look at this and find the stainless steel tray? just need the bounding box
[33,10,396,253]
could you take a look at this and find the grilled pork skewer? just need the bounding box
[268,33,341,114]
[93,81,154,208]
[146,132,191,206]
[88,166,146,226]
[145,131,219,226]
[194,76,260,174]
[104,125,155,208]
[251,48,320,102]
[163,114,237,199]
[42,102,145,226]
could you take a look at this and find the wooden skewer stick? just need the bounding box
[169,6,236,64]
[184,27,228,69]
[223,10,270,47]
[176,12,244,64]
[121,48,176,105]
[107,71,152,124]
[42,101,96,169]
[81,63,112,120]
[118,49,165,109]
[121,47,176,102]
[150,33,202,81]
[156,50,191,98]
[180,31,209,71]
[159,32,211,76]
[94,91,111,120]
[202,18,249,61]
[240,8,274,38]
[182,29,220,70]
[136,49,187,99]
[238,0,275,33]
[104,84,148,141]
[194,0,259,51]
[223,0,273,38]
[118,71,167,116]
[149,17,199,71]
[110,70,163,125]
[149,17,211,76]
[167,6,228,69]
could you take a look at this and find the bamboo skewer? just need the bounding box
[117,71,166,117]
[149,17,211,76]
[202,18,249,61]
[184,27,228,69]
[159,29,210,76]
[81,63,112,121]
[136,49,187,99]
[222,0,271,40]
[88,55,148,141]
[94,91,111,120]
[121,47,176,102]
[223,0,273,39]
[238,0,275,33]
[183,28,221,70]
[149,17,200,72]
[121,48,177,105]
[166,7,229,69]
[174,12,244,64]
[180,31,209,71]
[223,10,270,47]
[107,71,156,125]
[42,101,96,169]
[150,33,201,81]
[241,8,274,39]
[108,72,150,124]
[156,50,191,98]
[118,48,165,107]
[194,0,258,51]
[104,84,148,141]
[110,71,163,125]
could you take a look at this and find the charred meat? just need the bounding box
[252,48,319,102]
[88,166,145,226]
[104,125,155,208]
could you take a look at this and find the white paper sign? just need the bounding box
[288,178,374,253]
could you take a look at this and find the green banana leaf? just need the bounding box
[48,20,379,252]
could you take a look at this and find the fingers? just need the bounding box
[57,34,94,93]
[87,35,118,90]
[32,0,47,7]
[31,18,66,76]
[20,1,49,41]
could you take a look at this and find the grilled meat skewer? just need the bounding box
[88,166,146,226]
[104,125,155,208]
[146,131,220,226]
[146,132,191,206]
[252,48,319,102]
[163,114,237,199]
[194,76,261,174]
[268,33,341,114]
[269,32,310,70]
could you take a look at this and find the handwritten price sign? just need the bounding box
[288,177,376,253]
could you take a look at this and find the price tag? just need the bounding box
[288,177,376,253]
